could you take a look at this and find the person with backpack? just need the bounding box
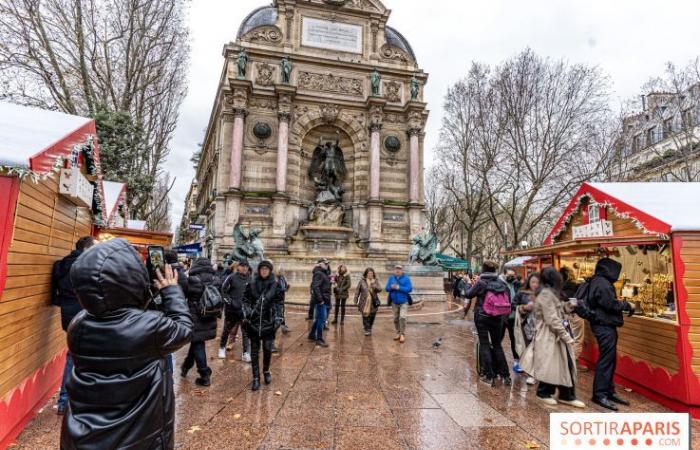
[513,272,540,386]
[242,260,284,391]
[182,257,222,386]
[585,257,636,411]
[464,261,512,386]
[501,268,521,373]
[218,260,251,360]
[519,267,586,408]
[51,236,95,415]
[386,265,413,344]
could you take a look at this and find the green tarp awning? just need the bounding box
[435,253,470,271]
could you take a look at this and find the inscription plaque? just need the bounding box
[302,17,363,54]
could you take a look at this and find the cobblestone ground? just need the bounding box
[12,303,700,449]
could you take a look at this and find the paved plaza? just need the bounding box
[13,303,695,450]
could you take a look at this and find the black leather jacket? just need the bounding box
[310,266,331,306]
[51,249,84,331]
[184,258,221,342]
[60,238,193,450]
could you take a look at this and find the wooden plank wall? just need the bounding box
[679,235,700,376]
[0,176,92,401]
[556,199,655,243]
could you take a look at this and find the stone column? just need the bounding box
[229,107,247,190]
[276,112,291,194]
[408,128,421,203]
[369,123,382,200]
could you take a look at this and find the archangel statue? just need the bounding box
[233,224,264,264]
[408,231,439,266]
[306,135,347,226]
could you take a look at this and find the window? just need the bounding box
[633,134,642,151]
[588,203,601,223]
[663,117,674,138]
[683,107,696,128]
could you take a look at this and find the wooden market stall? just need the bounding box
[0,102,104,448]
[513,182,700,416]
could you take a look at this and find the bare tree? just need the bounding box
[0,0,190,225]
[145,173,175,231]
[484,49,615,250]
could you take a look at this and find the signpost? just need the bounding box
[188,224,205,231]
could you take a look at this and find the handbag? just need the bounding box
[407,294,414,306]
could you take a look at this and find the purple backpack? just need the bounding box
[483,290,511,316]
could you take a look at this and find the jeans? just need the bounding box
[250,336,274,376]
[392,302,408,335]
[333,298,348,322]
[363,311,377,331]
[58,352,73,407]
[220,312,241,348]
[184,341,208,374]
[166,354,173,373]
[591,324,618,399]
[474,313,509,379]
[309,303,328,341]
[502,316,519,360]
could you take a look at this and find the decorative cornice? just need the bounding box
[407,127,422,137]
[369,123,383,133]
[278,112,292,122]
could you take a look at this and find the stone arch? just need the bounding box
[288,109,366,151]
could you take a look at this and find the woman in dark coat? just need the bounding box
[182,257,221,386]
[61,238,193,450]
[332,264,351,325]
[243,260,284,391]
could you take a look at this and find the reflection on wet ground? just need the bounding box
[13,303,700,449]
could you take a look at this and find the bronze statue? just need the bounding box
[308,138,346,203]
[280,56,292,84]
[370,68,381,96]
[233,223,264,263]
[237,49,248,79]
[408,231,438,266]
[410,74,420,101]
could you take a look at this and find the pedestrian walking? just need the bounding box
[243,260,284,391]
[219,260,251,359]
[308,258,332,347]
[519,267,585,408]
[501,268,521,373]
[561,266,585,367]
[51,236,95,415]
[355,268,382,336]
[465,261,512,386]
[587,258,635,411]
[513,272,540,385]
[181,257,222,386]
[385,265,413,343]
[277,266,291,334]
[332,264,351,325]
[60,238,193,450]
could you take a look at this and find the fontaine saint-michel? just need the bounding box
[187,0,438,301]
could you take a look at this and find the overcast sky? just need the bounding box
[165,0,700,231]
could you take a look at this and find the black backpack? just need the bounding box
[573,281,597,322]
[199,283,224,318]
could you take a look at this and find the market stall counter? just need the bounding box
[512,182,700,416]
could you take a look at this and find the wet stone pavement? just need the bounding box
[13,303,700,450]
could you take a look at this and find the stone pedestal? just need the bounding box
[268,194,290,254]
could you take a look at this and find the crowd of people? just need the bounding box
[50,234,638,448]
[452,258,636,411]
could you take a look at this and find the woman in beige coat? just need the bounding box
[519,267,585,408]
[355,268,382,336]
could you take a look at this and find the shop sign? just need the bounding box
[188,223,205,231]
[573,220,614,239]
[59,167,93,208]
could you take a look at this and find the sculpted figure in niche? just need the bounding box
[411,74,420,101]
[370,68,381,96]
[281,56,292,84]
[307,133,348,226]
[237,49,248,79]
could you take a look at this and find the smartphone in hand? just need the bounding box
[146,246,165,283]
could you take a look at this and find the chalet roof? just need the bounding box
[103,180,126,219]
[0,102,93,171]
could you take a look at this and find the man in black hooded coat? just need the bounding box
[182,257,222,386]
[588,257,635,411]
[242,260,284,391]
[60,238,193,450]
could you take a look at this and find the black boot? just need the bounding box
[264,371,272,385]
[592,396,619,411]
[195,367,212,387]
[252,366,261,391]
[608,393,630,406]
[180,362,193,378]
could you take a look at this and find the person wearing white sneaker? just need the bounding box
[241,351,251,363]
[520,268,584,408]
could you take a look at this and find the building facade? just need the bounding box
[620,87,700,182]
[190,0,429,264]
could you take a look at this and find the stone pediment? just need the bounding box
[240,25,283,45]
[380,44,413,63]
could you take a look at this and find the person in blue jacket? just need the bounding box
[385,265,413,343]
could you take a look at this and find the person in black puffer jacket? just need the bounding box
[60,238,192,450]
[51,236,95,415]
[182,257,222,386]
[243,260,284,391]
[465,261,512,386]
[588,257,635,411]
[308,259,332,347]
[219,260,251,359]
